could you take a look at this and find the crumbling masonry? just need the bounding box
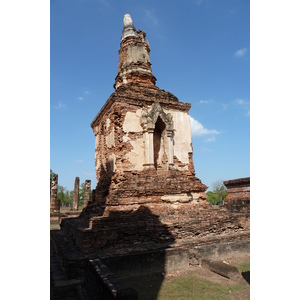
[50,173,60,213]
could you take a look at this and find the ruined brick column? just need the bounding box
[147,128,155,167]
[83,180,91,207]
[223,177,250,213]
[50,174,60,213]
[167,130,174,167]
[72,177,79,211]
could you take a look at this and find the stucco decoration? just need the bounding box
[140,102,173,132]
[140,103,174,167]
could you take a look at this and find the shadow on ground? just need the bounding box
[242,271,250,284]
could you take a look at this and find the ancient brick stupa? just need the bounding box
[61,13,249,254]
[52,15,249,298]
[88,13,208,217]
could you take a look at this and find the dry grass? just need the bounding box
[123,256,250,300]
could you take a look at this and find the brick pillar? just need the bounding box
[143,129,155,169]
[72,177,79,211]
[83,180,91,207]
[167,130,174,167]
[50,174,59,212]
[148,129,154,166]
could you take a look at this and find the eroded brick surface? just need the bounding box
[50,174,60,213]
[72,177,80,211]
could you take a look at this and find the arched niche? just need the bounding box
[140,103,174,169]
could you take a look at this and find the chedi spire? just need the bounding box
[121,14,138,40]
[114,14,157,89]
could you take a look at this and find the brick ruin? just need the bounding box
[50,14,250,299]
[50,177,92,227]
[50,173,60,213]
[72,177,80,211]
[223,177,250,213]
[83,180,91,207]
[87,13,207,217]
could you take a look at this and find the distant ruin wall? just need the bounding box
[72,177,80,211]
[50,174,60,213]
[223,177,250,213]
[83,180,91,207]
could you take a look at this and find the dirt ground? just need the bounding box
[165,253,250,300]
[122,252,250,300]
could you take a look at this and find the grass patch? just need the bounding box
[236,262,250,272]
[124,273,248,300]
[157,275,244,300]
[50,223,60,230]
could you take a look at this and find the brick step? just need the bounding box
[50,230,88,280]
[51,230,139,299]
[50,237,85,299]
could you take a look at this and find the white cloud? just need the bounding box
[234,98,250,117]
[205,136,216,143]
[145,9,159,27]
[199,99,212,104]
[84,89,90,95]
[235,48,247,57]
[75,159,83,163]
[78,97,84,101]
[221,103,228,111]
[190,116,220,136]
[235,98,247,105]
[55,101,66,109]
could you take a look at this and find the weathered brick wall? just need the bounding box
[91,83,203,208]
[104,168,207,208]
[92,85,193,176]
[224,177,250,213]
[62,203,249,255]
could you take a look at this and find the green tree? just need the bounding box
[79,183,85,206]
[69,190,74,207]
[206,180,227,206]
[57,185,72,207]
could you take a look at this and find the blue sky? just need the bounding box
[50,0,250,191]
